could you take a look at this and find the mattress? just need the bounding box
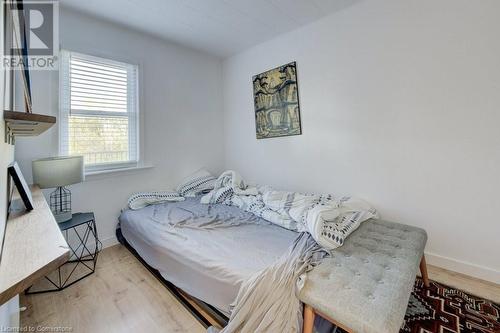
[119,197,298,314]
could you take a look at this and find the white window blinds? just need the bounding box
[59,50,139,172]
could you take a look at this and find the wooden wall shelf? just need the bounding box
[0,185,69,305]
[3,111,56,142]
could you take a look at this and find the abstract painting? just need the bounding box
[253,62,302,139]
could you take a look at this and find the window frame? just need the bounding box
[59,50,140,174]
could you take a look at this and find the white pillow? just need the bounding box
[176,169,216,197]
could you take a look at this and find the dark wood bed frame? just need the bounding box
[116,227,228,329]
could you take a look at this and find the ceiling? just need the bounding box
[60,0,360,57]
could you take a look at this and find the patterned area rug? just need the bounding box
[401,278,500,333]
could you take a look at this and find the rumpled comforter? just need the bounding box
[201,170,378,250]
[201,170,377,333]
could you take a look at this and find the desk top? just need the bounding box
[0,185,70,305]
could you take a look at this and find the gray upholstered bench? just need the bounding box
[299,219,428,333]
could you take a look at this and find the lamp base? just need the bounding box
[53,210,72,223]
[49,186,72,223]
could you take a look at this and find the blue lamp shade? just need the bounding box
[32,156,85,189]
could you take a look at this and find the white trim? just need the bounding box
[67,49,140,69]
[128,58,140,164]
[85,236,120,251]
[425,251,500,284]
[84,163,153,179]
[59,50,70,155]
[100,236,120,249]
[85,160,138,174]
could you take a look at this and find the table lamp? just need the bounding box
[32,156,85,223]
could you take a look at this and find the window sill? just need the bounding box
[85,164,154,180]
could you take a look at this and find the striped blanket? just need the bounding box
[201,170,378,250]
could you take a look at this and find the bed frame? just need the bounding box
[116,227,228,329]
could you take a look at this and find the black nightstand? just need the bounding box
[26,212,101,294]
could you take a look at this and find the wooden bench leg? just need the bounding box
[303,304,315,333]
[420,254,430,288]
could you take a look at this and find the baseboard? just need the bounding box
[100,236,119,249]
[425,251,500,285]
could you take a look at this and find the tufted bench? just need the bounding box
[299,219,428,333]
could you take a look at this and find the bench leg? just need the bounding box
[420,254,430,288]
[303,304,315,333]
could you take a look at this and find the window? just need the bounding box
[59,50,139,173]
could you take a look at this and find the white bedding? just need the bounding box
[201,170,378,250]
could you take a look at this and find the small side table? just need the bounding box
[26,212,101,294]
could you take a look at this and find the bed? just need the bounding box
[118,195,428,333]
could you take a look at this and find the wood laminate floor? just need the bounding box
[20,245,500,333]
[425,264,500,304]
[20,245,205,333]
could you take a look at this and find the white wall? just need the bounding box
[222,0,500,283]
[15,8,225,246]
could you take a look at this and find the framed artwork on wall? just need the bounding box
[252,61,302,139]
